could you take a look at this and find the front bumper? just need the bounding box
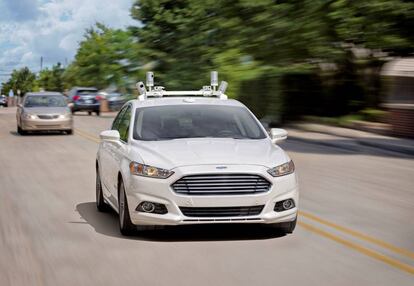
[21,117,73,131]
[73,103,100,112]
[125,164,298,226]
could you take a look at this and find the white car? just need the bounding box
[96,73,298,235]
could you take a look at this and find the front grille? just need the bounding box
[38,114,59,120]
[172,174,271,195]
[180,205,264,217]
[35,125,61,129]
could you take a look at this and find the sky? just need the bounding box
[0,0,136,84]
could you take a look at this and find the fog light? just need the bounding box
[141,202,155,213]
[136,201,168,214]
[283,199,294,210]
[274,199,295,212]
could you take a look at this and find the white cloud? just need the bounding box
[0,0,137,83]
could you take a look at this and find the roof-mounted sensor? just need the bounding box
[137,71,228,101]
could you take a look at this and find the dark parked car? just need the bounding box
[0,95,8,107]
[68,87,101,115]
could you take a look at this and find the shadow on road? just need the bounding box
[75,202,286,242]
[9,130,69,136]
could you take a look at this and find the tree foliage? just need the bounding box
[63,23,138,90]
[1,67,37,96]
[130,0,414,111]
[37,63,65,92]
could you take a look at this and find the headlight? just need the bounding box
[267,160,295,177]
[129,162,174,179]
[23,113,36,119]
[58,113,71,119]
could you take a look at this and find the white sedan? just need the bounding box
[96,97,298,235]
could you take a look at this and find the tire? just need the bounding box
[118,180,135,235]
[96,110,100,116]
[17,125,26,135]
[96,168,110,212]
[66,129,73,135]
[270,217,297,234]
[71,110,75,114]
[88,111,92,116]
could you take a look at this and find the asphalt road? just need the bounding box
[0,107,413,286]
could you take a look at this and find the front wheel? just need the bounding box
[118,180,135,235]
[17,125,26,135]
[96,168,110,212]
[96,110,100,116]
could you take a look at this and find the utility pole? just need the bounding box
[40,56,43,71]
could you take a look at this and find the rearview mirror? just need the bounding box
[100,130,120,141]
[270,128,288,144]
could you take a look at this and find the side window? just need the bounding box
[118,105,132,142]
[112,107,127,131]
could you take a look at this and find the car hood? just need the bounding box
[23,107,70,114]
[131,138,289,169]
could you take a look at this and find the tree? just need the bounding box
[37,63,65,92]
[130,0,414,117]
[63,23,138,90]
[1,67,37,97]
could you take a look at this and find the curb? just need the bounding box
[287,128,414,156]
[287,135,359,152]
[357,139,414,156]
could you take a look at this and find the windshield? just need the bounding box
[24,95,67,108]
[133,105,266,141]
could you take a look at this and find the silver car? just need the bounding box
[16,92,73,135]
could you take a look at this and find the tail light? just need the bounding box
[95,95,103,101]
[73,95,80,101]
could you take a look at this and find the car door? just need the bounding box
[107,104,132,202]
[99,107,126,200]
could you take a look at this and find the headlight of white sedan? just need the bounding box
[267,160,295,177]
[129,162,174,179]
[22,113,36,119]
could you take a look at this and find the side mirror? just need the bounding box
[100,130,120,141]
[270,128,288,144]
[17,103,22,108]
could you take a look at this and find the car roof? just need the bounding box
[130,97,244,108]
[25,92,63,96]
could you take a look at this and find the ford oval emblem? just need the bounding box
[216,166,227,170]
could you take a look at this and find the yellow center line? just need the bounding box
[299,210,414,260]
[74,129,100,143]
[298,221,414,275]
